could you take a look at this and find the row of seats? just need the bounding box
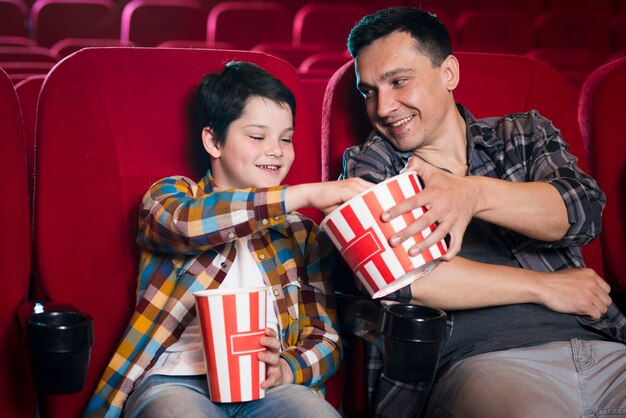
[2,0,625,54]
[2,47,625,418]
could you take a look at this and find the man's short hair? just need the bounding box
[347,7,453,66]
[196,61,296,145]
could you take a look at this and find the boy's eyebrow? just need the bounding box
[244,124,294,132]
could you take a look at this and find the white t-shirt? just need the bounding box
[144,236,279,377]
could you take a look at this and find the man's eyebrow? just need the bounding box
[380,67,416,81]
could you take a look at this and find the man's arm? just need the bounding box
[410,256,612,320]
[384,112,605,258]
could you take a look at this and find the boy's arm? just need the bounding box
[279,226,342,388]
[138,176,286,254]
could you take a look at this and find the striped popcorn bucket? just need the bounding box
[321,171,447,299]
[193,287,267,403]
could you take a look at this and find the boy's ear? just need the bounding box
[202,127,221,159]
[441,54,460,92]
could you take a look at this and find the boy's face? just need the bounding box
[204,96,295,189]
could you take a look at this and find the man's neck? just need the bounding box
[412,107,468,176]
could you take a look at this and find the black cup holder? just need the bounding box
[26,311,94,394]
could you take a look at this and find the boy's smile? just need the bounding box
[204,96,295,189]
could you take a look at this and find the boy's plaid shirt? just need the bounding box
[84,173,341,418]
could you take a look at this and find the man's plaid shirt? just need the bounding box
[341,105,626,417]
[84,172,341,417]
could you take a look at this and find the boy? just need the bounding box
[85,61,371,417]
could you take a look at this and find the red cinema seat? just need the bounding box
[454,10,533,55]
[293,3,366,51]
[157,40,234,49]
[534,11,611,58]
[579,57,626,293]
[0,0,28,37]
[34,47,334,418]
[15,74,45,202]
[207,2,292,50]
[0,61,54,84]
[30,0,121,48]
[0,67,37,418]
[546,0,612,21]
[120,0,207,47]
[299,51,351,80]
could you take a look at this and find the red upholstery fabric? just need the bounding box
[534,11,611,58]
[322,52,604,275]
[49,37,128,57]
[475,0,544,16]
[252,42,329,69]
[0,0,28,37]
[207,2,292,50]
[579,57,626,291]
[34,47,332,417]
[15,74,45,203]
[298,51,351,79]
[30,0,121,48]
[120,0,207,47]
[292,4,366,51]
[0,46,59,63]
[454,10,533,55]
[0,67,36,418]
[546,0,613,20]
[0,35,37,47]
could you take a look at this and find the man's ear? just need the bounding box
[441,55,460,92]
[202,127,221,159]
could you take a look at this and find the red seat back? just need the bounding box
[34,47,329,417]
[0,0,28,37]
[322,52,603,275]
[207,1,292,50]
[455,10,533,54]
[120,0,207,47]
[293,4,366,51]
[15,74,45,203]
[30,0,121,48]
[0,67,36,418]
[579,57,626,290]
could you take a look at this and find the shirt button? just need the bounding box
[220,262,227,268]
[259,254,266,260]
[262,219,269,225]
[273,289,280,296]
[227,232,235,239]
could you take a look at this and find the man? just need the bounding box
[341,7,626,418]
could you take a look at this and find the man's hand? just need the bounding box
[536,268,612,320]
[258,328,293,389]
[383,157,479,259]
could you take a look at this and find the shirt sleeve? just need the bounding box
[524,111,606,247]
[137,175,287,254]
[279,223,342,389]
[341,132,409,183]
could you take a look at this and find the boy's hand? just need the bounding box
[285,178,373,214]
[258,328,293,389]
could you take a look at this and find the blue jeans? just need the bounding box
[123,375,341,418]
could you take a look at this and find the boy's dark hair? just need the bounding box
[196,61,296,145]
[347,7,452,66]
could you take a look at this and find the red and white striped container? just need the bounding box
[193,287,267,403]
[321,171,447,299]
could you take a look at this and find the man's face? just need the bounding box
[205,96,295,190]
[355,31,453,152]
